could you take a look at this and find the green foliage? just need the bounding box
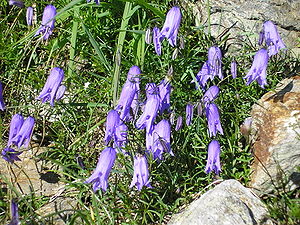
[0,0,299,224]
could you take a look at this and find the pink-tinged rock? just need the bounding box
[249,76,300,195]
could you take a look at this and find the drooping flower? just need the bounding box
[136,83,160,133]
[158,79,171,114]
[160,6,181,47]
[85,147,116,192]
[130,154,152,191]
[205,140,221,174]
[0,81,5,111]
[175,116,183,131]
[202,85,219,105]
[35,5,56,40]
[7,114,24,147]
[10,116,35,149]
[205,103,223,137]
[104,110,120,145]
[8,0,24,8]
[8,199,20,225]
[1,147,22,164]
[26,7,33,26]
[244,49,269,88]
[231,60,237,79]
[153,27,162,56]
[116,66,141,121]
[194,46,223,89]
[87,0,100,4]
[37,67,65,106]
[186,103,193,126]
[262,21,286,56]
[152,119,173,160]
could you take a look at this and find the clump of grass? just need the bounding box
[0,0,299,224]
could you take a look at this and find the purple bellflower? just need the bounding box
[8,199,20,225]
[0,81,5,111]
[244,48,269,88]
[8,0,24,8]
[104,110,121,145]
[152,119,173,160]
[160,6,181,47]
[2,147,22,164]
[7,114,24,147]
[175,116,183,131]
[37,67,65,106]
[231,60,237,79]
[153,27,162,55]
[10,116,35,149]
[85,147,116,192]
[205,140,221,174]
[202,85,219,106]
[158,79,171,114]
[136,83,160,134]
[130,154,152,191]
[26,7,33,26]
[116,66,141,121]
[35,5,56,40]
[186,103,194,126]
[262,21,286,56]
[205,103,223,137]
[87,0,100,4]
[195,46,223,89]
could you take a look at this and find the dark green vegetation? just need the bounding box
[0,0,299,224]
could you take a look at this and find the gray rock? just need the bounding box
[181,0,300,55]
[168,179,273,225]
[249,76,300,195]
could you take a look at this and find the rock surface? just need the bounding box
[182,0,300,55]
[249,76,300,195]
[168,179,273,225]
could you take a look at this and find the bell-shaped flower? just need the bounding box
[26,7,33,26]
[114,123,128,153]
[37,67,65,106]
[152,119,173,160]
[85,147,116,192]
[35,5,56,40]
[205,103,223,137]
[158,79,171,114]
[7,114,24,147]
[160,6,181,47]
[2,147,22,164]
[195,46,223,89]
[9,199,20,225]
[116,66,141,121]
[130,154,152,191]
[186,103,194,126]
[262,21,286,56]
[244,49,269,88]
[153,27,162,56]
[10,116,35,149]
[136,83,160,133]
[205,140,221,174]
[231,60,237,79]
[8,0,24,8]
[202,85,219,106]
[104,110,120,145]
[175,116,183,131]
[0,81,5,111]
[87,0,100,4]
